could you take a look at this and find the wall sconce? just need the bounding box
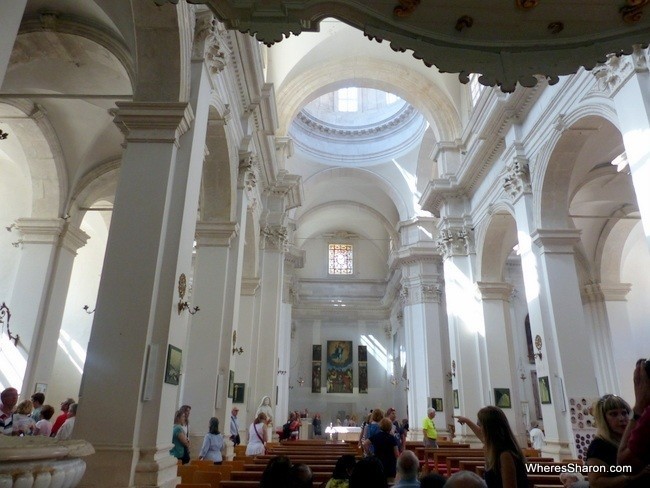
[390,375,399,387]
[5,223,15,232]
[231,330,243,355]
[297,376,305,387]
[0,130,8,140]
[452,359,457,377]
[0,302,20,347]
[83,305,95,314]
[177,273,199,315]
[446,371,453,383]
[529,334,543,361]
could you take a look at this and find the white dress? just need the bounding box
[245,422,266,456]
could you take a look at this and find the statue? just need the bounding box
[256,395,274,426]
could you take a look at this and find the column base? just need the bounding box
[541,439,574,461]
[80,445,178,488]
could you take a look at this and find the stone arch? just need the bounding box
[276,57,461,142]
[476,206,518,282]
[0,100,66,218]
[597,206,642,284]
[296,166,409,222]
[67,159,120,228]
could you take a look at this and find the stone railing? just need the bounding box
[0,436,94,488]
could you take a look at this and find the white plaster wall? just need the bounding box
[289,319,396,425]
[621,223,650,364]
[47,210,109,406]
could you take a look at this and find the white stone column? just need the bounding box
[237,278,260,432]
[19,223,89,397]
[183,221,239,446]
[583,283,635,400]
[506,156,599,458]
[0,0,26,84]
[437,212,485,444]
[476,282,526,445]
[74,98,204,488]
[250,227,285,432]
[595,48,650,246]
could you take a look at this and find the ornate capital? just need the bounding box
[112,102,193,144]
[503,157,531,200]
[476,282,513,301]
[592,46,649,95]
[238,152,259,193]
[195,221,239,247]
[261,224,288,251]
[436,227,471,260]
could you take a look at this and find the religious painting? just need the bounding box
[358,345,368,393]
[494,388,512,408]
[431,397,443,412]
[538,376,552,404]
[453,389,459,409]
[311,362,322,393]
[228,370,235,398]
[164,345,182,385]
[233,383,245,403]
[326,340,353,393]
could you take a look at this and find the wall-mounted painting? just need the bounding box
[312,344,322,361]
[539,376,552,404]
[453,389,459,409]
[494,388,512,408]
[431,397,443,412]
[312,362,322,393]
[164,345,182,385]
[233,383,245,403]
[358,345,368,394]
[326,340,353,393]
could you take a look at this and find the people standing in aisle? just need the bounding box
[12,400,36,435]
[198,417,225,464]
[34,405,55,436]
[50,398,75,437]
[422,408,438,448]
[54,403,77,440]
[0,387,19,435]
[246,412,268,456]
[312,413,322,438]
[528,422,545,451]
[30,392,45,422]
[170,409,190,464]
[230,406,240,447]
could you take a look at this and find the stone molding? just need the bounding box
[476,281,513,301]
[61,224,90,255]
[261,224,288,251]
[238,152,259,194]
[436,227,472,260]
[592,45,649,97]
[582,282,632,303]
[284,245,305,268]
[195,221,239,247]
[531,229,581,254]
[192,11,230,74]
[400,282,444,305]
[16,218,65,245]
[112,102,194,145]
[241,278,260,296]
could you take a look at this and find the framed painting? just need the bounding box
[228,370,235,398]
[453,389,459,409]
[312,362,322,393]
[312,344,322,361]
[494,388,512,408]
[326,340,353,393]
[164,345,182,385]
[233,382,245,403]
[539,376,552,404]
[431,397,443,412]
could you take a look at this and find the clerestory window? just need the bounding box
[328,243,353,275]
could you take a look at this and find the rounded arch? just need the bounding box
[67,159,120,228]
[476,206,518,282]
[276,56,461,143]
[535,112,623,230]
[296,166,409,222]
[597,206,642,284]
[0,100,66,218]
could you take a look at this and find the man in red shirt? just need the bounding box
[50,398,75,436]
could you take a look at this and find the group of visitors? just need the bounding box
[0,387,76,440]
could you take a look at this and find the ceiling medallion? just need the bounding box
[621,0,649,23]
[515,0,540,9]
[394,0,421,17]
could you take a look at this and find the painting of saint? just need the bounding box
[327,341,353,393]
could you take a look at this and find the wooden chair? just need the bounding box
[192,470,222,488]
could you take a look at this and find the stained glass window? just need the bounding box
[328,243,353,274]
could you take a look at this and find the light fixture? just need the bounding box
[83,305,95,314]
[0,130,8,140]
[177,273,199,315]
[0,302,20,347]
[297,376,305,387]
[529,335,543,361]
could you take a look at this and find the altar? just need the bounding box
[324,425,362,441]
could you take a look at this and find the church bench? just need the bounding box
[220,482,260,488]
[231,470,330,482]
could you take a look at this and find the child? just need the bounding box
[13,400,36,436]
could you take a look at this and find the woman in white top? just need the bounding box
[245,412,268,456]
[198,417,225,463]
[34,404,55,436]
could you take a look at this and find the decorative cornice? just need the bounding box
[195,221,239,247]
[531,229,581,254]
[61,224,90,255]
[112,102,194,144]
[582,282,632,303]
[241,277,260,296]
[476,282,513,301]
[284,245,305,268]
[193,12,230,74]
[436,227,472,260]
[592,46,649,96]
[388,245,441,270]
[267,170,302,210]
[238,152,259,193]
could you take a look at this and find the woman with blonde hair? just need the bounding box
[246,412,268,456]
[456,406,528,487]
[586,394,649,487]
